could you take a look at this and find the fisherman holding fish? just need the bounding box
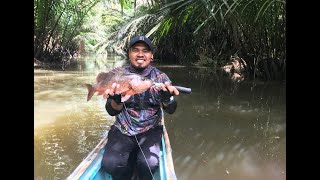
[101,35,180,180]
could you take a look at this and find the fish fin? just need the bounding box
[111,67,126,74]
[125,89,138,95]
[110,67,136,77]
[96,72,108,82]
[121,94,132,102]
[84,83,95,101]
[116,87,130,95]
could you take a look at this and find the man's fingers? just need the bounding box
[160,83,167,91]
[109,89,114,96]
[115,84,120,94]
[110,83,121,95]
[166,84,174,94]
[105,89,110,94]
[154,83,162,91]
[102,83,121,99]
[167,85,179,95]
[103,89,110,99]
[172,87,179,95]
[103,93,109,99]
[164,82,179,95]
[164,82,173,94]
[111,83,117,89]
[109,83,117,95]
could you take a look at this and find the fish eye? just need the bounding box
[141,77,146,81]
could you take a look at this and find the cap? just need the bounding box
[129,35,153,52]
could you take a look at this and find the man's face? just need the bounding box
[129,42,153,70]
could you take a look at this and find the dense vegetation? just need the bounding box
[34,0,286,81]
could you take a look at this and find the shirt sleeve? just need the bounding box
[157,73,172,84]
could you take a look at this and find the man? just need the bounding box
[102,35,180,180]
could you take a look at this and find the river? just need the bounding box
[34,54,286,180]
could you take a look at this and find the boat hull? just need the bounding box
[67,121,177,180]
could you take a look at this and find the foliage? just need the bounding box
[85,0,284,80]
[34,0,286,80]
[77,0,166,57]
[34,0,101,62]
[141,0,286,80]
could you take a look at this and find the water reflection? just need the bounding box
[161,66,285,180]
[34,55,120,179]
[34,55,285,180]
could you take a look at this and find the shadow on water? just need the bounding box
[34,55,285,180]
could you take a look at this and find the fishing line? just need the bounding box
[122,103,156,180]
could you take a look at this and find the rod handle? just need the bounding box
[174,86,192,94]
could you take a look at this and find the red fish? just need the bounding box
[84,68,153,102]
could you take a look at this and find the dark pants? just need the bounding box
[102,125,163,180]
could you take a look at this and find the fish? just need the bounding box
[84,68,153,102]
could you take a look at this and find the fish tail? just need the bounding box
[84,83,95,101]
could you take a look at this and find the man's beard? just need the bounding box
[133,64,145,71]
[129,64,153,76]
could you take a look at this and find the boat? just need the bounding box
[66,115,177,180]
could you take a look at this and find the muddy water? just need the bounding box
[34,55,286,180]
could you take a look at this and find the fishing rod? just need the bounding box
[153,83,192,94]
[173,86,192,94]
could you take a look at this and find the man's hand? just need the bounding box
[103,83,122,104]
[156,82,179,103]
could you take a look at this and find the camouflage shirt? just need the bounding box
[113,65,172,136]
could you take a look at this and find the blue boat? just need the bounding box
[66,118,177,180]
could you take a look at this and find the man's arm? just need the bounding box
[105,98,123,116]
[158,82,179,114]
[103,83,124,116]
[162,96,177,114]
